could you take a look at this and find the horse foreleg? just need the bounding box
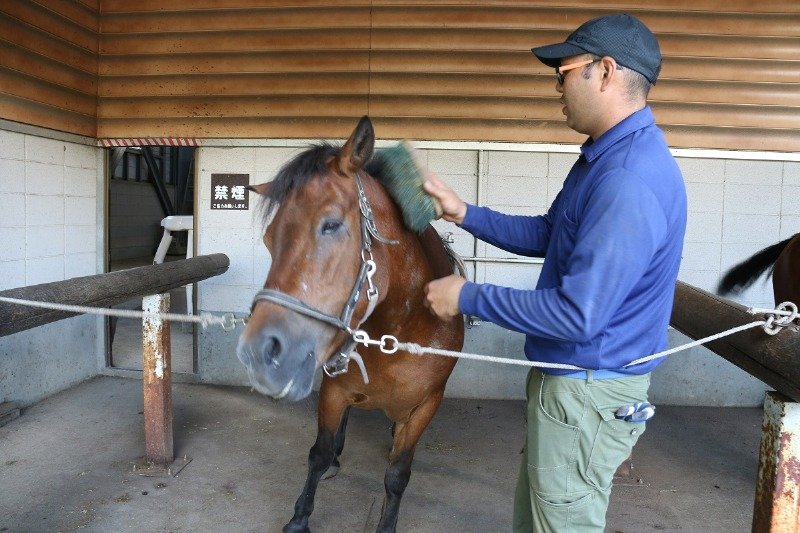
[376,391,445,533]
[322,405,351,480]
[282,429,334,533]
[284,388,349,533]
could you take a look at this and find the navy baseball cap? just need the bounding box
[531,14,662,84]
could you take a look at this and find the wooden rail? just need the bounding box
[0,253,229,338]
[670,281,800,403]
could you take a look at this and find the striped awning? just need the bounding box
[98,138,199,148]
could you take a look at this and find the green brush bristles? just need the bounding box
[374,141,442,233]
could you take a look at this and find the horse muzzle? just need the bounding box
[236,326,317,401]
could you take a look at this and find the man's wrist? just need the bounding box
[454,202,469,225]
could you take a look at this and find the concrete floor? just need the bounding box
[0,376,763,533]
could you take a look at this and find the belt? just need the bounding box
[559,369,630,380]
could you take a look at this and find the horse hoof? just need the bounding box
[282,522,310,533]
[321,464,340,480]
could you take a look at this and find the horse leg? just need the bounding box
[376,390,445,533]
[283,387,349,533]
[321,405,351,480]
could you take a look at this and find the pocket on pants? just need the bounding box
[585,403,646,491]
[533,490,595,531]
[527,375,584,495]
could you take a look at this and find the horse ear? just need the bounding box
[246,182,272,196]
[337,115,375,177]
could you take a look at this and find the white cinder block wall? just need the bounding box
[3,125,793,409]
[0,126,104,407]
[195,140,799,406]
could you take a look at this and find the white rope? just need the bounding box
[621,320,766,367]
[2,294,796,372]
[748,306,796,317]
[749,301,798,336]
[396,342,586,370]
[396,320,766,371]
[0,296,240,330]
[393,302,798,371]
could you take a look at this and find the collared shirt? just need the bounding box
[458,106,687,374]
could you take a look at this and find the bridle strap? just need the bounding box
[356,172,398,248]
[251,257,374,332]
[251,289,348,331]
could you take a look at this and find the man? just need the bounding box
[422,14,687,532]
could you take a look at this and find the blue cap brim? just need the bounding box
[531,42,589,68]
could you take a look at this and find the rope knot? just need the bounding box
[762,301,799,336]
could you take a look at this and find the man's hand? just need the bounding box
[424,274,467,320]
[423,172,467,225]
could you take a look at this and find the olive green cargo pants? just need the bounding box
[513,368,651,532]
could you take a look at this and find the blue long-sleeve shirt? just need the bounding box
[458,107,687,375]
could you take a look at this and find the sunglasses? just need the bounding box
[556,58,600,85]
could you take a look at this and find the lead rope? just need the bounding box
[351,301,799,371]
[2,297,796,373]
[0,295,245,330]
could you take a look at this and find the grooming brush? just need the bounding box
[374,141,443,233]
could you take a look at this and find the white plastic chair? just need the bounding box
[153,215,194,315]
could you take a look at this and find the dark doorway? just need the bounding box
[106,146,196,373]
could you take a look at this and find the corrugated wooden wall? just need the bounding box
[3,2,799,151]
[0,0,99,137]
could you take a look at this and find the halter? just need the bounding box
[250,172,398,380]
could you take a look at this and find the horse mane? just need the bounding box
[257,142,417,230]
[717,237,793,295]
[257,143,339,227]
[442,240,467,277]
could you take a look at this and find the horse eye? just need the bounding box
[320,219,343,236]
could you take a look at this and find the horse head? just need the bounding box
[237,116,397,401]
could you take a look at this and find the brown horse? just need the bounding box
[236,116,464,532]
[717,232,800,316]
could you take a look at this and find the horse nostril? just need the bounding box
[261,333,284,364]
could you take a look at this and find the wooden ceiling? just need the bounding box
[1,1,799,151]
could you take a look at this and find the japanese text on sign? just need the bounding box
[210,173,249,210]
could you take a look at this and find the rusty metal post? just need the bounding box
[753,392,800,532]
[142,292,173,467]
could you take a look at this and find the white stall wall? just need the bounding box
[0,124,105,407]
[195,140,799,407]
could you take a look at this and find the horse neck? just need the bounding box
[360,175,439,331]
